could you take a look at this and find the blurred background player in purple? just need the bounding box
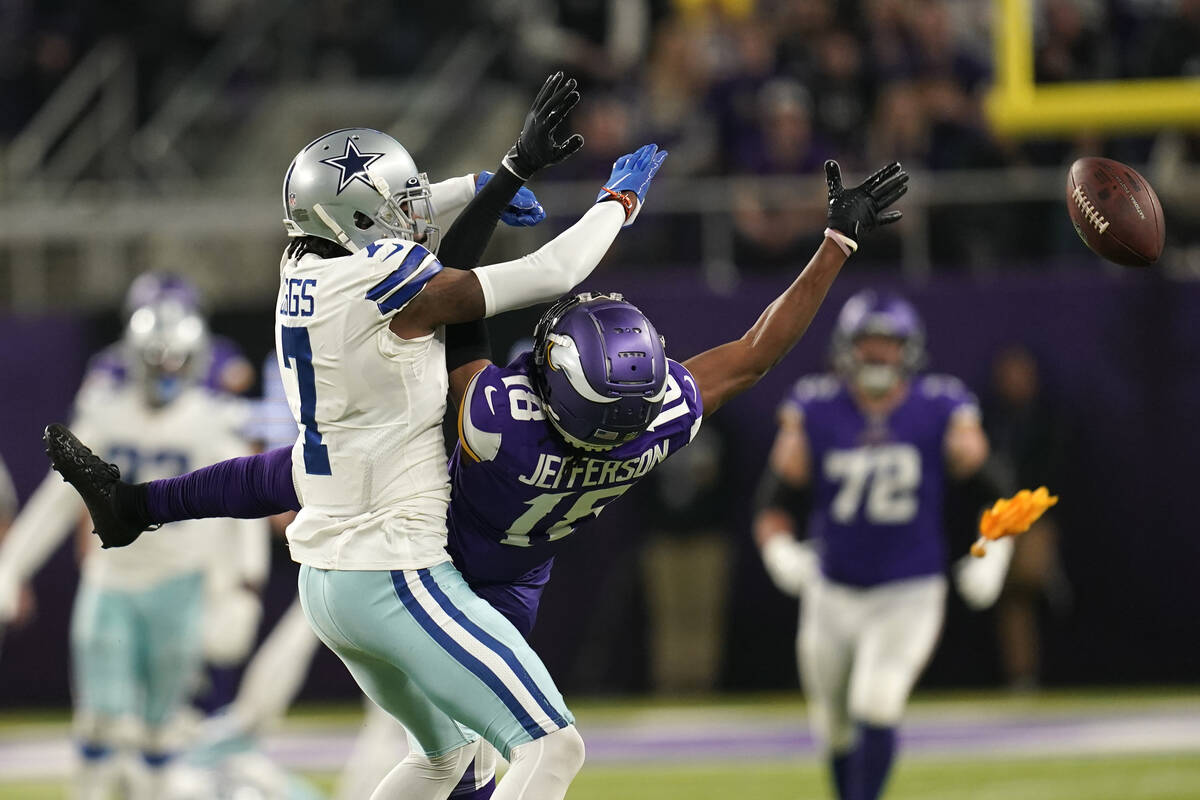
[753,290,1006,800]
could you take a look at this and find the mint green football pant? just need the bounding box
[297,562,573,759]
[69,571,206,742]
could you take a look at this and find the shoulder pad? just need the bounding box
[917,373,976,402]
[362,240,444,315]
[458,364,509,462]
[790,374,840,404]
[646,361,704,443]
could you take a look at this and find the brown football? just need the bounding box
[1067,157,1165,267]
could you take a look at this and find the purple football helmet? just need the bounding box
[124,272,201,318]
[832,289,926,394]
[532,292,668,450]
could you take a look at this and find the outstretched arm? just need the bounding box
[684,239,846,417]
[395,142,667,336]
[684,160,909,417]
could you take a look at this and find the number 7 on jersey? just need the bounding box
[280,325,332,475]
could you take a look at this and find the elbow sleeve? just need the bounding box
[754,468,811,523]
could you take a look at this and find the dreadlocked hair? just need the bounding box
[285,236,352,261]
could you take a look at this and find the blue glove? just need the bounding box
[476,171,546,227]
[595,143,668,227]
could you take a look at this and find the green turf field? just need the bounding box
[567,755,1200,800]
[0,754,1197,800]
[1,690,1197,799]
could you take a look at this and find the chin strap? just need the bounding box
[313,203,356,252]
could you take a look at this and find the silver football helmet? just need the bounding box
[124,299,210,407]
[281,128,439,253]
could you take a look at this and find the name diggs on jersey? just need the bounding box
[517,443,671,490]
[280,278,317,318]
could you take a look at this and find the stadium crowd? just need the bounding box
[1,0,1196,271]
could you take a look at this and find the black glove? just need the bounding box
[824,160,908,253]
[502,72,585,179]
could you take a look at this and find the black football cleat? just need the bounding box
[44,423,150,548]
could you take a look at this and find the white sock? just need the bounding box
[492,726,585,800]
[369,740,478,800]
[73,754,118,800]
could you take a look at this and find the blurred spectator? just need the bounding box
[773,0,837,82]
[983,346,1072,691]
[806,27,873,167]
[706,17,780,174]
[504,0,664,89]
[733,78,827,175]
[638,423,732,693]
[1036,0,1116,83]
[642,15,719,174]
[727,77,829,268]
[0,2,86,137]
[553,91,639,179]
[1132,0,1200,78]
[868,81,930,166]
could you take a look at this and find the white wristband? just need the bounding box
[761,535,819,598]
[824,227,858,256]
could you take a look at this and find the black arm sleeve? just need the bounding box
[438,167,525,270]
[439,167,528,371]
[753,467,812,525]
[943,457,1017,548]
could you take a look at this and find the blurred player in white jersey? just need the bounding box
[0,299,268,800]
[754,292,1007,800]
[87,272,269,712]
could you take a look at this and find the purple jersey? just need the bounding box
[447,353,703,634]
[87,336,249,394]
[784,373,979,588]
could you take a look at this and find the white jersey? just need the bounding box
[0,377,263,592]
[275,238,452,570]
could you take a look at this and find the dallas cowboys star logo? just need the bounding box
[319,137,384,194]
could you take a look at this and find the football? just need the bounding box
[1067,157,1165,267]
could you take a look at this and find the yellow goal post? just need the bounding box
[984,0,1200,136]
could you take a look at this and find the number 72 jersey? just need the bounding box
[783,374,980,588]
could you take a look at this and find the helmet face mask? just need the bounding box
[282,129,439,253]
[850,335,905,396]
[124,301,210,408]
[832,290,926,397]
[532,293,668,451]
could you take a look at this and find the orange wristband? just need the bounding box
[600,187,637,221]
